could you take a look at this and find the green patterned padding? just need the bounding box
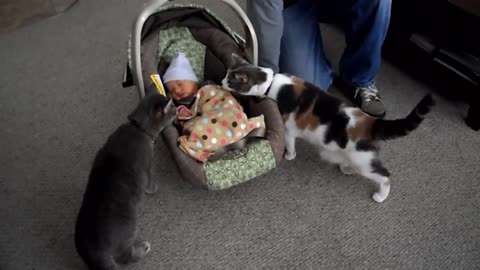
[158,27,206,81]
[204,139,276,190]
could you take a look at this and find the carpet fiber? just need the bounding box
[1,0,479,269]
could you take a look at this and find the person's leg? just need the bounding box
[340,0,391,86]
[247,0,284,72]
[279,0,333,90]
[338,0,392,117]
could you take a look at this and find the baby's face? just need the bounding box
[165,80,198,101]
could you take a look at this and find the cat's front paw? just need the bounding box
[339,164,355,175]
[284,151,297,161]
[126,241,151,263]
[372,192,387,203]
[145,183,158,195]
[134,241,151,260]
[140,242,151,254]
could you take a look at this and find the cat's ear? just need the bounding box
[128,94,164,126]
[152,95,174,118]
[162,98,174,114]
[155,98,175,119]
[231,53,249,66]
[234,72,248,83]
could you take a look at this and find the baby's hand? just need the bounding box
[177,105,194,120]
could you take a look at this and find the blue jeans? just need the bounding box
[247,0,391,90]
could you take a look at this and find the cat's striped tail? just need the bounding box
[371,94,435,141]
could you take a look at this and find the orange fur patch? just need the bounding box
[295,99,320,130]
[347,109,376,141]
[385,179,391,186]
[292,77,305,97]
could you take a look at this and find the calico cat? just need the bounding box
[222,55,434,203]
[75,93,176,270]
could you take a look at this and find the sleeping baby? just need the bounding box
[163,53,265,162]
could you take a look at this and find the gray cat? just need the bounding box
[75,93,176,270]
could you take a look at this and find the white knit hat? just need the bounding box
[163,53,198,83]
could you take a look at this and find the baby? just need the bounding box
[162,53,200,119]
[163,53,265,162]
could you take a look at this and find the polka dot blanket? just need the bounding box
[178,85,265,162]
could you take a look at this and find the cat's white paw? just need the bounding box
[143,242,151,253]
[145,183,158,195]
[372,193,387,203]
[339,164,355,175]
[284,151,296,161]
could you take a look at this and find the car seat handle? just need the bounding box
[131,0,258,99]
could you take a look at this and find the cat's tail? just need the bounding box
[371,94,435,140]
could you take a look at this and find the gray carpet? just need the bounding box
[1,0,479,269]
[0,0,77,32]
